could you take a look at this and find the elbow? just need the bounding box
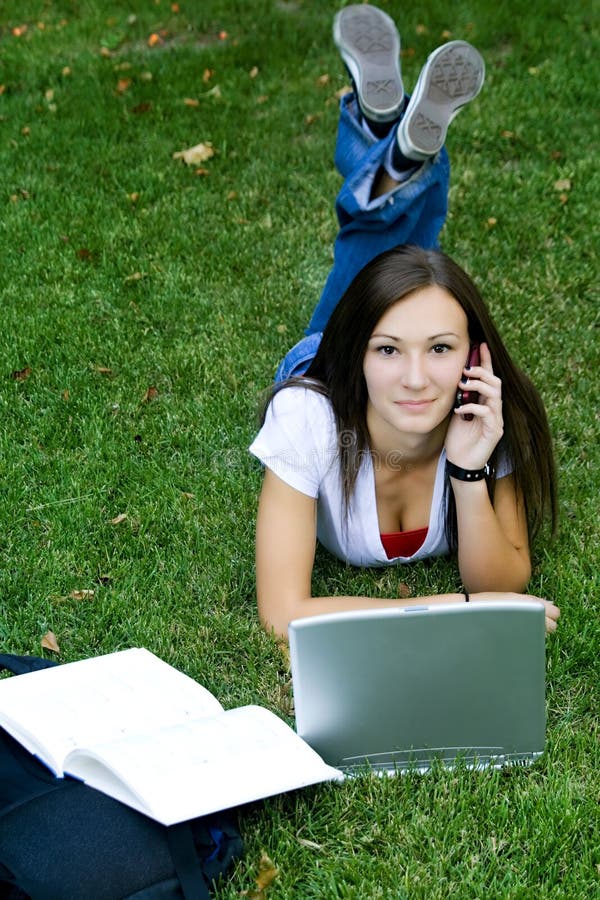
[462,555,531,595]
[464,568,531,595]
[509,554,532,592]
[257,593,312,643]
[257,597,295,643]
[258,607,289,642]
[517,560,532,592]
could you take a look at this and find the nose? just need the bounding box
[401,353,429,390]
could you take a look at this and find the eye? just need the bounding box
[377,345,398,356]
[431,343,451,354]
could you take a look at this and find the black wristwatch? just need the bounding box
[446,460,491,482]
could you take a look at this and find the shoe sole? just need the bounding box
[399,41,485,158]
[333,4,403,123]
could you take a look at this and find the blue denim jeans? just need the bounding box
[275,93,450,383]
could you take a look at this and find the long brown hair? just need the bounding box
[270,245,557,546]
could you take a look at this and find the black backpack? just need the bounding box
[0,654,243,900]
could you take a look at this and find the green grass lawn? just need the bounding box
[0,1,598,896]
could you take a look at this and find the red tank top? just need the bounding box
[380,526,428,559]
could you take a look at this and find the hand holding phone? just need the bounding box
[455,344,480,420]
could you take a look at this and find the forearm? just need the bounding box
[261,589,560,640]
[260,592,468,641]
[452,478,531,592]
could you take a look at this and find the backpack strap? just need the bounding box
[166,821,211,900]
[0,654,59,675]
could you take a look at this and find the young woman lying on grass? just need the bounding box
[250,5,559,639]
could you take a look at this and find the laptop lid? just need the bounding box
[288,601,545,773]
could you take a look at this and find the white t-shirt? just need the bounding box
[250,386,510,568]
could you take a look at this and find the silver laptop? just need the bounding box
[289,601,545,773]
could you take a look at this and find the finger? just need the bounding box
[453,403,501,421]
[460,368,502,391]
[459,380,502,403]
[478,341,493,371]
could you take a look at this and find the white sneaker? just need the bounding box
[398,41,485,160]
[333,4,404,123]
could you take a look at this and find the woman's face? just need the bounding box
[362,285,470,440]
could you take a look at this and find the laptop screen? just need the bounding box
[289,601,545,772]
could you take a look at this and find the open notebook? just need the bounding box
[289,601,546,773]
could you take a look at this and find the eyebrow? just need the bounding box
[369,331,461,342]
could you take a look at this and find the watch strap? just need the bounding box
[446,460,490,482]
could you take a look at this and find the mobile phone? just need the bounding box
[455,344,480,420]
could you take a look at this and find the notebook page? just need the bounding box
[65,704,343,824]
[0,648,224,775]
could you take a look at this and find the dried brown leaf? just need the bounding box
[10,366,32,381]
[296,836,323,850]
[70,589,95,601]
[335,85,352,100]
[41,631,60,653]
[110,512,128,525]
[398,582,411,599]
[553,178,571,192]
[142,385,159,403]
[255,853,279,891]
[173,142,215,165]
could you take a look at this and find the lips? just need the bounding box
[394,400,434,408]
